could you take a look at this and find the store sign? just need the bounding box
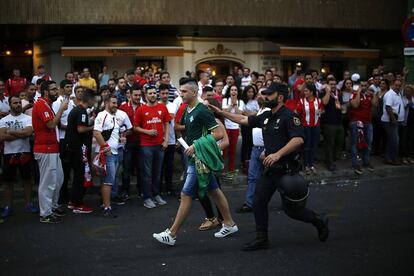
[404,47,414,56]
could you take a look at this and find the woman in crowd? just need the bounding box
[372,79,389,155]
[222,84,244,172]
[296,84,323,175]
[240,85,259,172]
[401,85,414,164]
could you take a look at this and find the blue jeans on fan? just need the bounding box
[350,122,373,167]
[383,122,400,161]
[304,126,320,167]
[245,146,265,208]
[141,145,164,200]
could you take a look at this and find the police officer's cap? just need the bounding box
[262,82,289,99]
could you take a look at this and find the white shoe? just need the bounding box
[214,224,239,238]
[153,195,167,205]
[143,198,156,209]
[153,228,176,246]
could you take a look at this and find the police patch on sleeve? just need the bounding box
[81,114,86,123]
[293,117,301,126]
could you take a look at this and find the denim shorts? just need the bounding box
[102,154,118,186]
[181,165,219,198]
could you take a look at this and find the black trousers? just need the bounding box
[122,142,142,195]
[59,139,72,204]
[254,173,319,233]
[199,174,223,221]
[69,149,85,205]
[161,145,175,193]
[241,125,253,165]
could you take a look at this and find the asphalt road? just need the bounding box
[1,176,413,276]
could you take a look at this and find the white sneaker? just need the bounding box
[153,195,167,205]
[153,228,176,246]
[214,224,239,238]
[143,198,156,209]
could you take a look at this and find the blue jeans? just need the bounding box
[304,126,320,167]
[101,154,118,187]
[141,145,164,200]
[383,122,400,161]
[110,148,124,198]
[350,122,373,167]
[181,165,219,198]
[246,146,264,208]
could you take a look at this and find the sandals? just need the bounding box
[198,217,220,231]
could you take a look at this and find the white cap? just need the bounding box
[351,73,360,82]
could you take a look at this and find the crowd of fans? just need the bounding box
[0,62,413,224]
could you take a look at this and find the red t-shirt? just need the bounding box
[296,97,323,127]
[134,103,170,146]
[175,103,188,124]
[285,99,297,112]
[349,92,372,123]
[119,101,140,142]
[293,78,305,103]
[5,77,28,97]
[32,98,59,153]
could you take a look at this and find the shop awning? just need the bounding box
[61,46,184,57]
[279,46,379,59]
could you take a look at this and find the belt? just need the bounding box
[264,160,300,176]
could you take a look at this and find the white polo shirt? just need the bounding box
[381,89,405,122]
[252,107,270,147]
[52,96,75,139]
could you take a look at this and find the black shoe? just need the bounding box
[111,197,126,206]
[120,193,130,201]
[236,204,253,214]
[52,208,67,217]
[327,164,336,171]
[315,216,330,242]
[242,232,269,251]
[40,215,63,224]
[102,207,118,218]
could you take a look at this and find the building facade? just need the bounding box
[0,0,408,84]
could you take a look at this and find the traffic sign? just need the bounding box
[402,17,414,46]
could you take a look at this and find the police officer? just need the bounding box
[209,82,329,251]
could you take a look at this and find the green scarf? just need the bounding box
[193,134,224,199]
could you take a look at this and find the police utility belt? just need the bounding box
[264,159,300,176]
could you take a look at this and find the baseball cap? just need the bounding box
[262,82,289,99]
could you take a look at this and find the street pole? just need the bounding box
[405,0,414,83]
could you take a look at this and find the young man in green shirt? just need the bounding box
[153,78,238,246]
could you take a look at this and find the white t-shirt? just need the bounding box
[381,89,405,122]
[222,98,245,129]
[252,107,270,147]
[52,96,75,139]
[166,102,176,145]
[0,97,10,114]
[115,109,133,149]
[241,76,252,90]
[243,100,259,114]
[0,113,32,154]
[198,81,212,97]
[94,110,120,154]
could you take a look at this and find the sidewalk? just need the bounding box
[227,155,414,189]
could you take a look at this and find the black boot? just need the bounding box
[314,215,330,242]
[242,231,269,251]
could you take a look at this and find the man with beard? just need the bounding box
[134,85,170,209]
[0,95,38,220]
[32,80,68,223]
[209,82,329,251]
[114,77,128,106]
